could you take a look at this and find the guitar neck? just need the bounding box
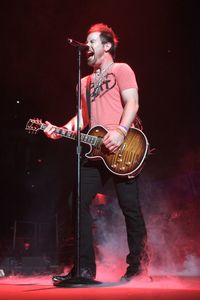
[40,123,99,146]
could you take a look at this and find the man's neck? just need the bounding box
[94,59,114,74]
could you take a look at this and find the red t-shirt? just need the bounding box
[81,63,138,130]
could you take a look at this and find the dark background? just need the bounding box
[0,0,199,267]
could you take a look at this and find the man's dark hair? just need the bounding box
[88,23,118,59]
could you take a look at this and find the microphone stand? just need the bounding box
[59,46,101,287]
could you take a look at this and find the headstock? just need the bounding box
[25,118,43,134]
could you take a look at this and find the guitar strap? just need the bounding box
[86,75,91,128]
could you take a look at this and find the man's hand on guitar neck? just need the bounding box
[44,121,62,140]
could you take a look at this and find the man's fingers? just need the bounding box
[44,121,56,135]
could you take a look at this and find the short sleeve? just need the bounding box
[114,63,138,91]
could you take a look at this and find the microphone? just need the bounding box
[67,38,89,50]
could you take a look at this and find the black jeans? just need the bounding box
[72,159,147,275]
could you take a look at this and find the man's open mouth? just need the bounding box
[86,50,94,58]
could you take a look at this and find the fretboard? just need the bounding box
[40,123,100,147]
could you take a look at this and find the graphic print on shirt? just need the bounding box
[90,72,116,102]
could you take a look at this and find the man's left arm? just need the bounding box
[120,87,139,128]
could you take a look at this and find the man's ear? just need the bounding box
[104,42,112,52]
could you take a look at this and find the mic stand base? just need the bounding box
[53,276,102,288]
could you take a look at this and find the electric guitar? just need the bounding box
[25,118,149,177]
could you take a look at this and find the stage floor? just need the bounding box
[0,276,200,300]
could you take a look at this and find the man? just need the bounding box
[44,23,148,283]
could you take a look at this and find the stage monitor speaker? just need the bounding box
[0,257,17,275]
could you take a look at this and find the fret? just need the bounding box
[82,134,98,146]
[56,128,64,135]
[52,127,76,140]
[66,131,76,139]
[86,135,92,143]
[60,129,67,136]
[95,137,102,148]
[81,134,87,143]
[90,136,98,146]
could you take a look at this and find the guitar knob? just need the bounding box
[125,162,131,166]
[111,164,117,168]
[119,167,126,171]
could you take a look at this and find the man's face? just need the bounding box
[86,32,106,67]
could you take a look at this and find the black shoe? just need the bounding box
[120,269,141,283]
[52,272,73,284]
[52,268,95,286]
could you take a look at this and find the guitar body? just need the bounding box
[85,125,149,177]
[25,119,149,177]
